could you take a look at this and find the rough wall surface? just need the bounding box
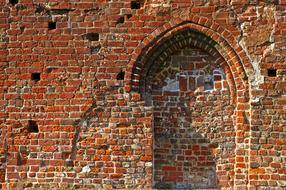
[0,0,286,189]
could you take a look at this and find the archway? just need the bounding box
[143,29,236,189]
[126,17,252,189]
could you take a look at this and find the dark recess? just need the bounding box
[28,120,39,133]
[31,73,41,81]
[131,1,140,9]
[48,21,56,30]
[117,71,125,80]
[84,33,99,41]
[268,69,277,77]
[9,0,18,6]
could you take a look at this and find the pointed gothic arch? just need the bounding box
[126,15,253,189]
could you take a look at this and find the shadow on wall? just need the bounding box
[153,106,219,189]
[151,89,220,189]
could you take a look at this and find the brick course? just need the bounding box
[0,0,286,189]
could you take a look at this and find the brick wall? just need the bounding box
[0,0,286,189]
[150,46,234,189]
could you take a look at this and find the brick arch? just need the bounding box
[126,15,252,189]
[125,14,253,94]
[138,29,237,105]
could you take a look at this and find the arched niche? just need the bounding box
[126,18,252,189]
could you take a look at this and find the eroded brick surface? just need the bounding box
[0,0,286,189]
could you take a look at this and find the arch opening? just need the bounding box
[133,29,239,189]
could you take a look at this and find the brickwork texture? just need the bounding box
[0,0,286,189]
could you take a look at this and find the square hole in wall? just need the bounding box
[268,69,277,77]
[31,73,41,81]
[28,120,39,133]
[48,21,56,30]
[9,0,18,5]
[116,70,125,80]
[131,1,141,9]
[84,33,99,41]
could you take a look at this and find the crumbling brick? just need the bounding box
[0,1,285,189]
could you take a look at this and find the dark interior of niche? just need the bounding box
[9,0,18,6]
[28,120,39,133]
[31,73,41,81]
[131,1,141,9]
[48,21,56,30]
[268,68,277,77]
[84,33,99,41]
[117,70,125,80]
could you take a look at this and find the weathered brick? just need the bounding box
[0,1,285,189]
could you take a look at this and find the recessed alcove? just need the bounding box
[116,71,125,80]
[268,68,277,77]
[131,29,236,189]
[48,21,56,30]
[131,1,141,9]
[27,120,39,133]
[84,33,99,41]
[9,0,18,6]
[31,73,41,81]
